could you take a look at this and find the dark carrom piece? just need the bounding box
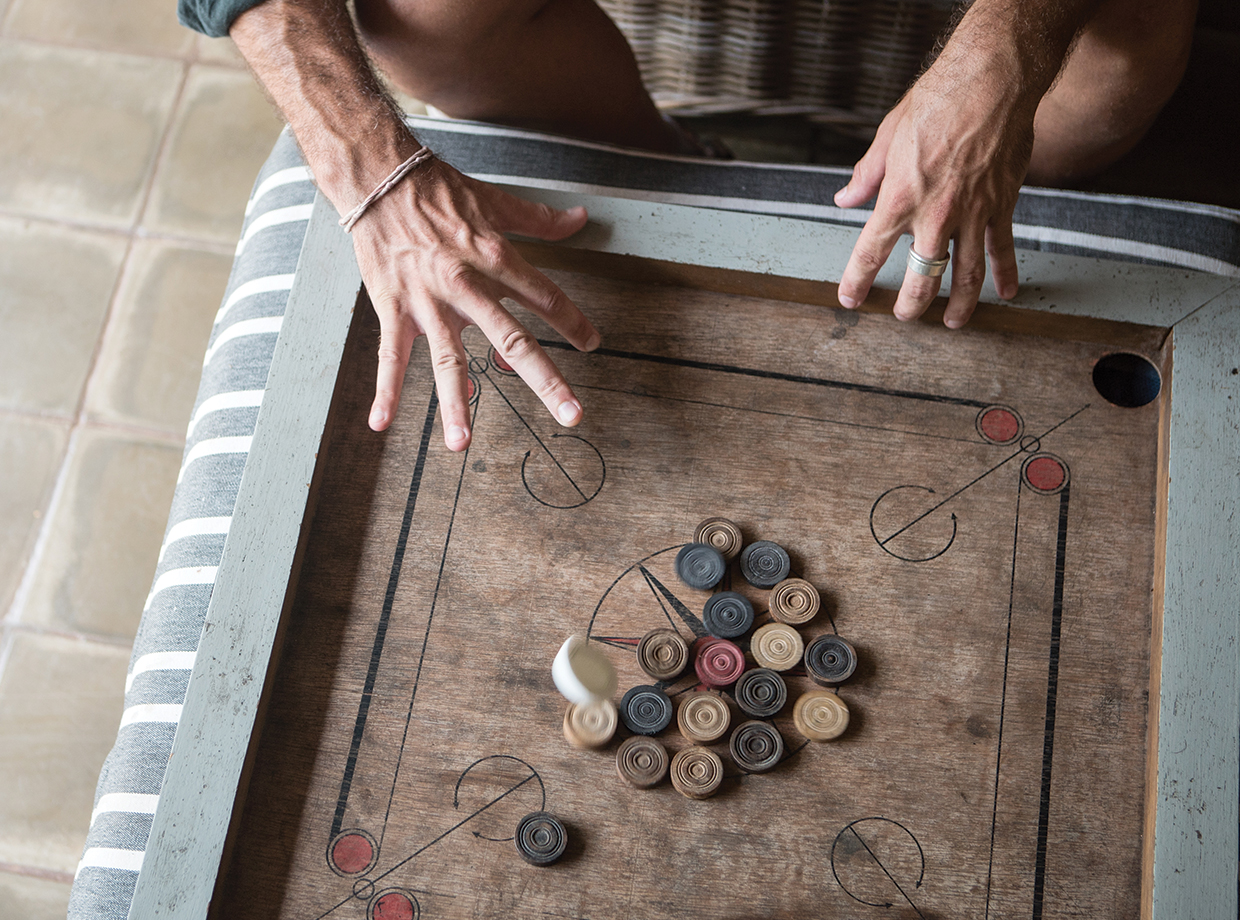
[804,635,858,685]
[702,591,755,639]
[739,541,791,588]
[734,668,788,718]
[515,812,568,866]
[621,685,674,735]
[730,720,785,773]
[675,542,726,589]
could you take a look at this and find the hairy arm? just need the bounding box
[834,0,1103,326]
[230,0,599,450]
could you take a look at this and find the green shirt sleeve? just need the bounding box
[177,0,263,37]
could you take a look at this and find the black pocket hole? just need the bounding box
[1092,353,1162,408]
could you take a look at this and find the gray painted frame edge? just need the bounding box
[132,187,1239,919]
[128,193,361,919]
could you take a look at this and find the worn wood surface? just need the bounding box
[210,265,1167,920]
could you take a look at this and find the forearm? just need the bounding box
[230,0,418,211]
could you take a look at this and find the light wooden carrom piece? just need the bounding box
[129,190,1239,920]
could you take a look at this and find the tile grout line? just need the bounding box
[0,208,240,254]
[0,859,77,886]
[0,31,247,70]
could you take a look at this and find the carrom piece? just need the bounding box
[674,542,726,590]
[616,736,669,788]
[693,516,743,560]
[793,689,850,741]
[562,699,618,749]
[636,628,689,681]
[552,635,617,704]
[677,691,732,743]
[750,622,804,671]
[693,637,746,687]
[514,811,568,866]
[670,746,724,799]
[620,685,674,735]
[739,540,791,588]
[768,577,820,625]
[734,667,788,718]
[804,634,858,685]
[729,720,785,773]
[702,591,755,639]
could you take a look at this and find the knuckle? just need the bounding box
[431,349,466,375]
[474,234,510,271]
[498,326,539,363]
[852,245,887,274]
[952,265,987,291]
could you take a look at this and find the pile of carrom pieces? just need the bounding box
[559,517,859,801]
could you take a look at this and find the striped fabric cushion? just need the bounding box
[68,116,1240,920]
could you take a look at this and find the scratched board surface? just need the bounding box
[214,268,1162,920]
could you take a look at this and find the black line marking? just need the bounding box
[848,826,927,918]
[331,390,439,838]
[1032,486,1071,920]
[540,340,989,408]
[877,405,1088,547]
[453,755,545,811]
[831,818,927,914]
[378,397,480,849]
[314,774,537,920]
[984,477,1023,920]
[639,564,707,637]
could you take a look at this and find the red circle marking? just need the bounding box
[331,833,374,875]
[491,349,513,372]
[467,377,477,399]
[1025,456,1066,492]
[980,407,1020,443]
[372,892,415,920]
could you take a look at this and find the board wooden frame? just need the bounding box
[128,188,1239,920]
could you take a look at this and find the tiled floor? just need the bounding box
[0,0,284,914]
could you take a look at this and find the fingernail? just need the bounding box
[945,317,965,329]
[447,424,468,444]
[585,332,601,351]
[838,293,858,309]
[999,283,1017,300]
[557,400,581,425]
[369,408,387,429]
[833,188,847,205]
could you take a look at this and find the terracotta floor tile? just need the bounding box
[17,428,180,640]
[0,216,127,415]
[0,41,182,228]
[0,871,72,920]
[0,631,128,874]
[0,416,69,616]
[195,33,245,68]
[86,240,232,435]
[4,0,193,58]
[142,64,285,243]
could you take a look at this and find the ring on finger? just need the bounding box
[907,245,951,277]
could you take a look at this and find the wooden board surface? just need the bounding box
[212,266,1166,920]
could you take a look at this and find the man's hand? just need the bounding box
[353,157,598,449]
[833,0,1101,327]
[231,0,598,452]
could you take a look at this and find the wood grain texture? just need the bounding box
[127,195,361,920]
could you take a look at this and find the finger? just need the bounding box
[892,238,948,322]
[466,290,584,427]
[488,192,589,242]
[944,227,988,328]
[837,217,904,310]
[370,300,418,432]
[422,316,474,451]
[986,218,1019,301]
[833,104,900,209]
[471,238,600,352]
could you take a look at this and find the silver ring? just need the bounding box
[907,245,950,277]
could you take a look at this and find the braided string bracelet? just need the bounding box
[337,145,434,232]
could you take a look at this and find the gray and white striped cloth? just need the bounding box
[68,116,1240,920]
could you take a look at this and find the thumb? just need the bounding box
[834,144,887,209]
[492,193,589,241]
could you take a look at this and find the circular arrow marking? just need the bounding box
[870,485,958,562]
[831,817,927,917]
[520,435,605,508]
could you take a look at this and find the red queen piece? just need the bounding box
[693,636,746,687]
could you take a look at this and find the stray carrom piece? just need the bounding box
[729,720,785,773]
[620,685,674,735]
[674,542,726,590]
[804,634,858,685]
[562,699,618,749]
[750,622,804,671]
[692,636,746,687]
[670,746,725,799]
[768,577,820,625]
[677,691,732,743]
[514,811,568,866]
[552,635,617,704]
[734,667,788,718]
[793,689,850,741]
[616,736,669,788]
[739,540,791,588]
[636,627,689,681]
[702,591,755,639]
[693,516,743,560]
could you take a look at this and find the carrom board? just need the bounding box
[129,192,1240,920]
